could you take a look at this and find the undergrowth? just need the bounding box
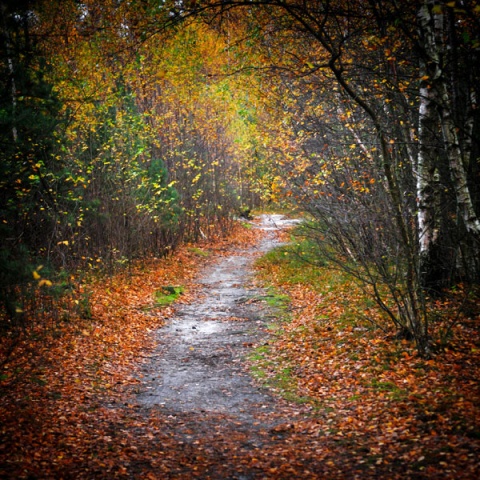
[251,234,480,477]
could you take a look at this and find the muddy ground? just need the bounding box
[128,214,314,478]
[135,214,296,417]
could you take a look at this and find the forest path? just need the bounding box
[128,214,314,478]
[135,214,296,416]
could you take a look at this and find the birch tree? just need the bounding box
[183,0,480,355]
[417,0,480,288]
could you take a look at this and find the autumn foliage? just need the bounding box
[0,223,262,478]
[1,220,479,478]
[254,239,480,478]
[1,0,480,477]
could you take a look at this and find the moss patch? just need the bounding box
[153,285,184,307]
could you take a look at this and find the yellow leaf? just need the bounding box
[33,271,41,280]
[39,279,53,287]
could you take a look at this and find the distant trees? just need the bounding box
[185,0,480,355]
[0,0,262,346]
[1,0,64,332]
[1,0,478,358]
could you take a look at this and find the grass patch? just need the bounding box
[188,247,209,257]
[153,285,184,307]
[368,378,408,400]
[255,238,327,288]
[240,221,253,229]
[253,233,399,410]
[255,237,358,294]
[249,344,274,381]
[249,343,314,404]
[264,288,291,310]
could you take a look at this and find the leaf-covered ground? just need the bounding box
[1,218,479,479]
[253,238,480,478]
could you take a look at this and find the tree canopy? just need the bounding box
[1,0,479,357]
[1,2,479,477]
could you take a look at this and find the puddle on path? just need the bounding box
[135,214,298,419]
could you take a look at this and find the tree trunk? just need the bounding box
[417,0,480,290]
[0,3,18,142]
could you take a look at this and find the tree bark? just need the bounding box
[418,1,480,238]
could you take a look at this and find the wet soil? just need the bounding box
[135,214,298,418]
[129,215,312,478]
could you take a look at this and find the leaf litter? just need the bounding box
[1,215,479,479]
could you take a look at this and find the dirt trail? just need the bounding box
[135,214,298,418]
[128,214,312,479]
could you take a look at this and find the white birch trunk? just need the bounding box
[417,81,438,254]
[418,1,480,238]
[439,81,480,235]
[417,2,442,257]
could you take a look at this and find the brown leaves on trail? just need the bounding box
[1,219,479,479]
[254,258,480,478]
[0,222,262,479]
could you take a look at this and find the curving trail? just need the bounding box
[128,214,313,478]
[136,214,300,415]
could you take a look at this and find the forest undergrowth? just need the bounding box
[0,221,262,478]
[252,234,480,478]
[0,218,479,479]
